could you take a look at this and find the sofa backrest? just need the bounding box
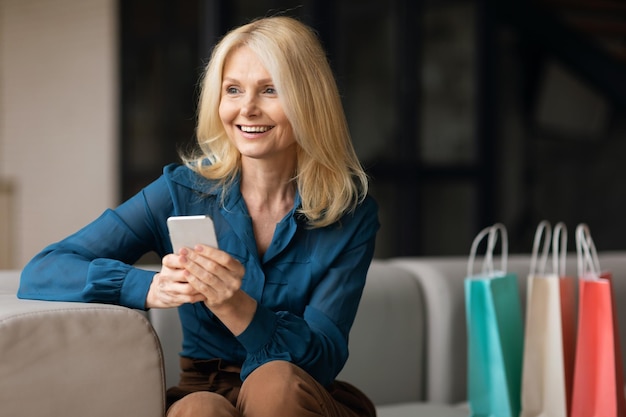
[0,270,20,293]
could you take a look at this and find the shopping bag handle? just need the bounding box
[552,222,567,276]
[467,223,508,277]
[529,220,551,276]
[576,223,600,279]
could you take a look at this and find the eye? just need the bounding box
[225,86,240,95]
[263,86,277,95]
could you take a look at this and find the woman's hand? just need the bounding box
[180,244,256,336]
[179,245,245,307]
[145,253,207,309]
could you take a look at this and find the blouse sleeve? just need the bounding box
[17,176,174,310]
[236,197,379,386]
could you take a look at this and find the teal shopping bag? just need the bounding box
[465,224,524,417]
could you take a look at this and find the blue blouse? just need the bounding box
[18,164,380,386]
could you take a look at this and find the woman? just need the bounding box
[19,16,379,417]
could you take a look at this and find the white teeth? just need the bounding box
[240,125,272,133]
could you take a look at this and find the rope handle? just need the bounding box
[467,223,508,278]
[576,223,600,279]
[529,220,551,276]
[552,222,567,276]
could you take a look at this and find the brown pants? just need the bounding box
[166,358,376,417]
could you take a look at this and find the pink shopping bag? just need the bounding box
[571,224,626,417]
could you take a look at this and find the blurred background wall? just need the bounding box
[0,0,118,267]
[1,0,626,267]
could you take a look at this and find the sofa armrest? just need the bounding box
[338,260,426,406]
[0,281,166,417]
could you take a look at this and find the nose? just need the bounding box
[240,93,259,117]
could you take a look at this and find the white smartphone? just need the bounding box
[167,215,218,253]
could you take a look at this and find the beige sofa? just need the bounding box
[2,252,626,417]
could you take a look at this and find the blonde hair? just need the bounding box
[187,16,368,228]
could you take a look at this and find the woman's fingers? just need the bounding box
[180,245,245,307]
[145,255,207,309]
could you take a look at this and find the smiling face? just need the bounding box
[219,46,297,170]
